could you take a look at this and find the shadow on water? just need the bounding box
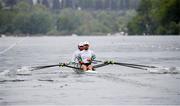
[0,79,27,83]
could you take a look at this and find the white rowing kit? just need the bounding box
[78,49,96,63]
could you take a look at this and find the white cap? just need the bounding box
[83,41,90,45]
[78,42,84,46]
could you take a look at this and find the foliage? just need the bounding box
[56,9,81,34]
[0,1,53,35]
[0,0,136,35]
[0,10,16,33]
[128,0,180,35]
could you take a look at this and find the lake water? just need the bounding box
[0,36,180,105]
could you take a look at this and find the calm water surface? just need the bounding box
[0,36,180,105]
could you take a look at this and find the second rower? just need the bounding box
[78,41,96,71]
[71,42,84,64]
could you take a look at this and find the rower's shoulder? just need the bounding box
[78,50,85,55]
[89,49,95,53]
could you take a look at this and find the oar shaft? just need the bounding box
[95,60,157,68]
[93,63,109,68]
[32,64,60,70]
[31,62,82,71]
[114,63,148,70]
[93,61,148,70]
[117,62,156,68]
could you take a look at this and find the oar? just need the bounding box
[93,61,148,70]
[63,64,81,70]
[94,60,157,68]
[93,63,110,68]
[113,62,148,70]
[31,63,80,71]
[31,64,60,70]
[115,62,157,68]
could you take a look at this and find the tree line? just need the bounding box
[2,0,140,11]
[0,1,53,34]
[1,0,178,35]
[128,0,180,35]
[0,1,136,35]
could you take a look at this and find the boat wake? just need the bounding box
[148,66,180,74]
[16,66,33,75]
[0,69,29,83]
[0,70,10,76]
[0,66,33,77]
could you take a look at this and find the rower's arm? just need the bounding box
[91,51,96,61]
[70,52,79,65]
[77,54,83,64]
[71,52,76,62]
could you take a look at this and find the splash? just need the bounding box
[16,66,33,75]
[148,66,179,74]
[0,70,10,76]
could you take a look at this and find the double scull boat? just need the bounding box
[28,60,162,74]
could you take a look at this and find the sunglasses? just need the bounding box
[84,44,89,46]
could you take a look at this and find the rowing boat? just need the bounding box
[74,69,97,74]
[30,60,159,74]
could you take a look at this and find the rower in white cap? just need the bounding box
[78,41,96,71]
[71,42,84,64]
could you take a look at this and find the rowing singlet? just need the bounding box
[78,50,96,63]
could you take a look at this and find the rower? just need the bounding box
[70,42,84,64]
[78,41,96,71]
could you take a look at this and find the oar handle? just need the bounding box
[115,62,157,68]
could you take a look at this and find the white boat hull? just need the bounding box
[73,64,97,74]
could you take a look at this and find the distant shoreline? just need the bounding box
[1,34,180,37]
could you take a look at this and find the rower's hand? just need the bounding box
[59,63,66,67]
[104,60,115,64]
[87,58,92,62]
[79,61,84,64]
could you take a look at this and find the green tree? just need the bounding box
[27,12,53,34]
[0,1,2,9]
[56,9,81,34]
[13,12,31,34]
[155,0,180,34]
[128,0,180,35]
[14,0,31,13]
[0,10,15,33]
